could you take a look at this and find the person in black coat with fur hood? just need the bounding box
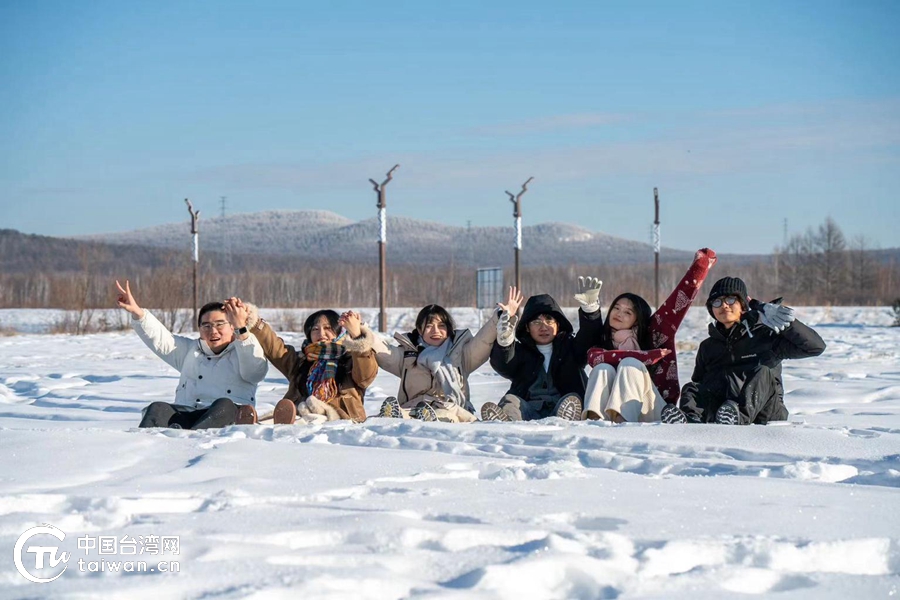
[482,279,604,421]
[663,277,826,425]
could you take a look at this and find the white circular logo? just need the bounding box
[14,524,70,583]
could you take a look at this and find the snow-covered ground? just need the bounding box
[0,306,898,599]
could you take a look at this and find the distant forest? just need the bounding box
[1,217,897,333]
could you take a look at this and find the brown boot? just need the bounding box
[235,404,258,425]
[274,398,297,425]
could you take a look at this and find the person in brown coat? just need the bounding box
[245,304,378,424]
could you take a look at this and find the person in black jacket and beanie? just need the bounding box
[663,277,826,425]
[482,278,604,421]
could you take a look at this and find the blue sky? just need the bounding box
[1,0,898,254]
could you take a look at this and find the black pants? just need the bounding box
[681,366,787,425]
[139,398,239,429]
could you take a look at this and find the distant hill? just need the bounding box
[79,209,697,266]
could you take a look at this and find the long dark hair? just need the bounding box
[415,304,455,341]
[303,309,341,342]
[598,293,652,350]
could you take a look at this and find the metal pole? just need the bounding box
[369,165,399,333]
[653,188,660,308]
[506,177,533,291]
[185,199,200,330]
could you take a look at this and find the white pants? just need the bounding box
[582,357,663,423]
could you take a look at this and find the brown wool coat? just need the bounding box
[249,318,378,422]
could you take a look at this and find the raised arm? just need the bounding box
[247,307,300,380]
[226,299,269,385]
[651,248,718,345]
[462,309,501,374]
[118,280,191,371]
[371,330,406,377]
[340,312,379,389]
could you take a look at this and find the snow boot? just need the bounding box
[379,396,402,419]
[715,400,741,425]
[555,396,583,421]
[235,404,258,425]
[411,402,437,422]
[274,399,297,425]
[481,402,512,422]
[661,404,688,424]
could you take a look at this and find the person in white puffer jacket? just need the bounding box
[115,280,268,429]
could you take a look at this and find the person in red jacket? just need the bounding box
[582,248,717,422]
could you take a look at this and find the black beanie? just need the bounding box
[706,277,749,317]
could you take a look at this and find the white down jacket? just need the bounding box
[132,311,268,409]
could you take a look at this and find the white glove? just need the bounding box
[754,300,795,333]
[496,312,518,348]
[574,276,603,313]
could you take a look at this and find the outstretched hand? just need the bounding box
[224,297,249,329]
[115,280,144,319]
[574,275,603,312]
[497,286,524,316]
[338,310,362,338]
[750,298,795,333]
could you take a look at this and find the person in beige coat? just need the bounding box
[245,306,378,424]
[373,302,502,422]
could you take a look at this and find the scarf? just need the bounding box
[304,331,347,402]
[418,339,467,407]
[612,328,641,351]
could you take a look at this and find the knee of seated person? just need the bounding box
[499,393,523,407]
[143,401,172,415]
[590,363,617,377]
[749,364,778,379]
[617,357,647,371]
[209,397,236,408]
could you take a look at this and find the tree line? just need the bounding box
[0,218,896,333]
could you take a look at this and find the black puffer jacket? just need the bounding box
[490,294,603,399]
[680,310,826,422]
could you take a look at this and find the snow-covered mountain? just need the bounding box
[80,210,694,266]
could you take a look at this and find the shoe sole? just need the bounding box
[481,403,511,422]
[379,398,402,419]
[556,399,582,421]
[274,399,297,425]
[413,404,437,421]
[235,405,258,425]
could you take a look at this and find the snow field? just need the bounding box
[0,306,898,598]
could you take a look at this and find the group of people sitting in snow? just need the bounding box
[114,248,826,431]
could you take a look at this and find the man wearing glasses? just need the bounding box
[664,276,825,425]
[115,280,268,429]
[484,280,604,422]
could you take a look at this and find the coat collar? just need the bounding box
[198,339,235,357]
[394,329,473,356]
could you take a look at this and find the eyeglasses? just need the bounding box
[199,320,231,332]
[711,296,740,309]
[529,316,557,327]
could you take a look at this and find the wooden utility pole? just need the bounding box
[185,198,200,330]
[506,177,533,290]
[369,164,399,333]
[653,188,660,308]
